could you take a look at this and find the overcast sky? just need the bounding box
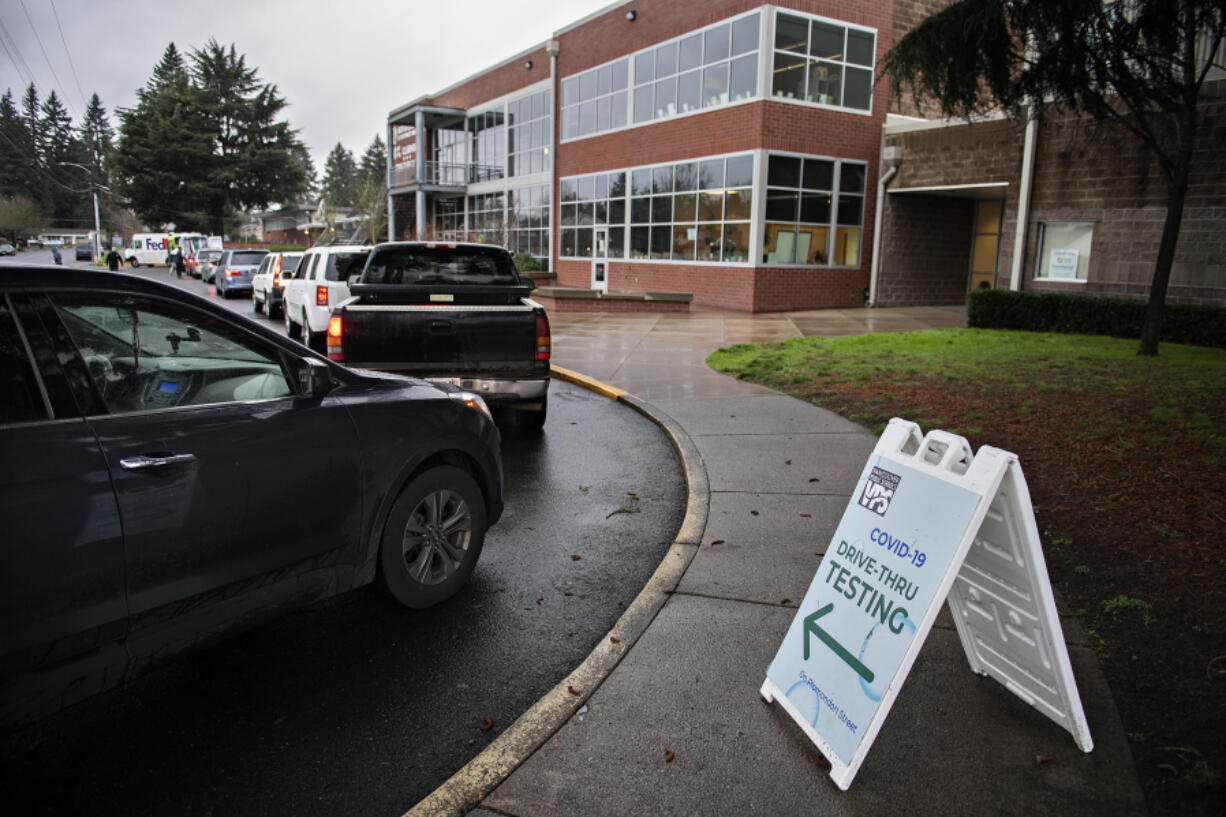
[0,0,618,172]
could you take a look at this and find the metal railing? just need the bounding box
[390,161,504,189]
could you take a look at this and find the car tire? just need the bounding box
[380,465,486,609]
[253,293,263,313]
[130,259,139,268]
[285,307,302,340]
[307,328,325,354]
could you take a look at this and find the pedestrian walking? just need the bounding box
[106,247,121,271]
[172,246,186,278]
[51,246,62,265]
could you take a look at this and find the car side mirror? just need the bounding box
[296,357,334,399]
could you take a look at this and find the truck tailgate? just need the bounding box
[340,301,542,376]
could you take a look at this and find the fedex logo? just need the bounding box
[143,238,167,250]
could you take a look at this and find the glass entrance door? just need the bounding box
[969,200,1003,292]
[591,227,609,292]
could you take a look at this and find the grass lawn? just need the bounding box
[709,328,1225,817]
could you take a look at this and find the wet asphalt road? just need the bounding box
[0,255,685,816]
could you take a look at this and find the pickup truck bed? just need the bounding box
[329,243,551,430]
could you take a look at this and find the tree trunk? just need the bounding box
[1137,161,1191,357]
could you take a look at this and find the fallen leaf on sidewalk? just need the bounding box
[536,597,543,605]
[750,510,759,516]
[481,717,494,732]
[567,685,581,696]
[610,636,621,644]
[814,754,830,770]
[781,598,792,606]
[1035,754,1053,767]
[665,749,675,763]
[809,477,820,483]
[710,539,725,546]
[799,512,811,518]
[571,554,582,561]
[785,459,792,465]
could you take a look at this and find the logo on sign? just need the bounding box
[859,467,901,516]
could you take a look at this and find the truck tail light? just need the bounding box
[327,315,344,361]
[535,313,551,361]
[316,285,329,306]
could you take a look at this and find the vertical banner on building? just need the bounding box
[761,419,1092,790]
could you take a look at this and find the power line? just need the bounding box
[18,0,78,121]
[48,0,88,113]
[0,19,35,87]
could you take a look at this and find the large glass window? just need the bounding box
[764,155,866,266]
[509,185,551,270]
[434,128,467,185]
[562,154,750,263]
[772,12,874,111]
[507,89,551,177]
[433,197,464,241]
[562,11,759,141]
[633,12,760,124]
[467,109,505,182]
[562,58,630,140]
[560,172,626,260]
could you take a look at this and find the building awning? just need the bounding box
[889,182,1008,200]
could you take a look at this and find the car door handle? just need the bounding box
[119,453,198,470]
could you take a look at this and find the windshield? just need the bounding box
[362,246,517,286]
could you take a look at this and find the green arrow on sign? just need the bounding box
[804,603,875,683]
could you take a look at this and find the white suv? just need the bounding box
[282,245,371,352]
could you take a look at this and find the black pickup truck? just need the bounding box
[327,242,551,430]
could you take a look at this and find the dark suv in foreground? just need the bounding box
[0,265,503,723]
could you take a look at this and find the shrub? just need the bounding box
[512,251,541,272]
[967,290,1226,349]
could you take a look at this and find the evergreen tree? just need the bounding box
[40,91,84,224]
[0,90,33,198]
[111,44,213,230]
[77,93,115,183]
[321,142,357,207]
[189,39,310,234]
[358,135,387,187]
[18,85,51,212]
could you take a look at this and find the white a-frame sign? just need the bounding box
[762,418,1094,790]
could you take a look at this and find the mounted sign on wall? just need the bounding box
[761,418,1093,790]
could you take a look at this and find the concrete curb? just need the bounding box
[402,371,709,817]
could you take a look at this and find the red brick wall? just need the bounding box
[548,0,891,312]
[430,45,551,111]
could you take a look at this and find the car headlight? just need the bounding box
[449,391,493,422]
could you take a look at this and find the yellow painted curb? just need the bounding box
[549,364,627,399]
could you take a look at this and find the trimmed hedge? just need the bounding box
[966,289,1226,349]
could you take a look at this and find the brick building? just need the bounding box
[385,0,1226,312]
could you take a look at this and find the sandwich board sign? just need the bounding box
[762,418,1093,790]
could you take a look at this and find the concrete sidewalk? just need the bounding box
[422,306,1146,816]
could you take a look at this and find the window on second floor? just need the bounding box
[772,12,875,112]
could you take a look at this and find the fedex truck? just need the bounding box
[123,233,220,266]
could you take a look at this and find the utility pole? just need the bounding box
[59,161,102,262]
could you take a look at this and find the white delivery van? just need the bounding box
[123,232,214,267]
